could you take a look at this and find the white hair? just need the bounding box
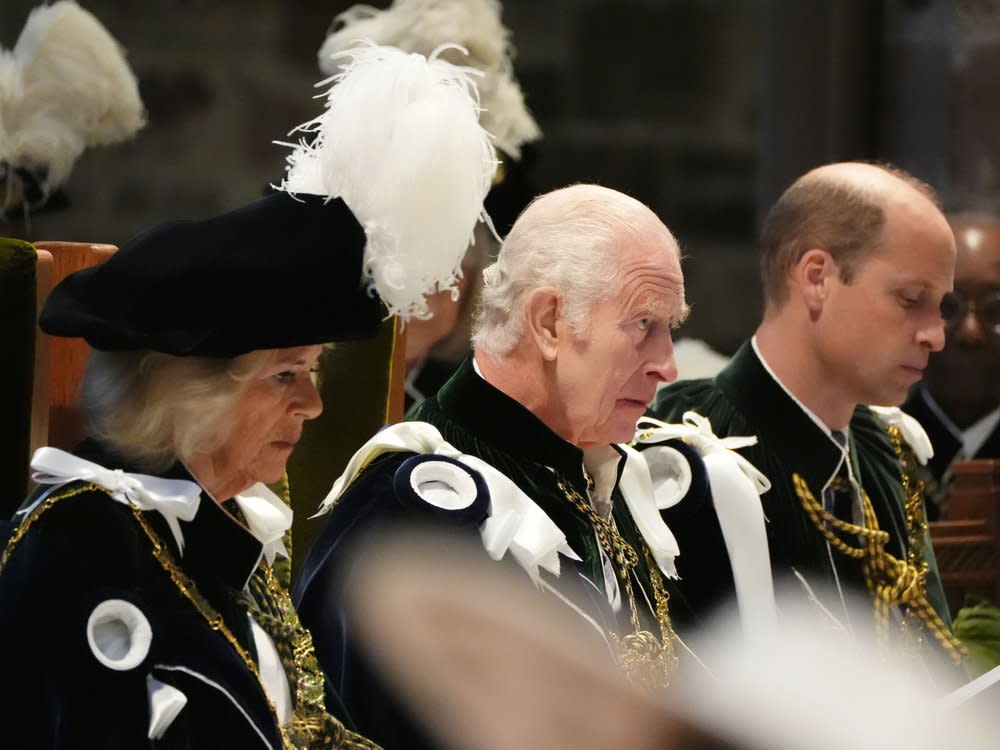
[472,184,677,356]
[79,349,274,473]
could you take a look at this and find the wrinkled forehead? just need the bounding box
[613,234,686,312]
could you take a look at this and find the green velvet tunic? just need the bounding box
[410,357,695,637]
[650,341,951,638]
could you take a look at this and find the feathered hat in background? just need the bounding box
[318,0,542,236]
[279,42,498,321]
[42,43,497,356]
[0,0,145,217]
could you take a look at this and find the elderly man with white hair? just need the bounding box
[294,183,772,749]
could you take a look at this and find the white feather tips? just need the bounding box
[278,44,498,323]
[0,0,145,191]
[318,0,540,159]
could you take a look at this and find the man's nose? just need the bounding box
[919,315,947,353]
[647,336,678,383]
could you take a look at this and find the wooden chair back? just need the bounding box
[929,459,1000,615]
[32,241,118,451]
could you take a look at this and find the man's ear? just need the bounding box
[525,287,561,361]
[793,248,836,313]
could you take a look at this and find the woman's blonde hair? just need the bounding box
[79,349,273,473]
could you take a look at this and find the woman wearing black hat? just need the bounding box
[0,44,497,750]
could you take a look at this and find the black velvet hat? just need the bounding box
[39,192,383,357]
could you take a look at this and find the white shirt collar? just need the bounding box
[918,386,1000,460]
[582,445,622,519]
[751,336,848,445]
[751,336,852,487]
[472,353,485,378]
[963,406,1000,459]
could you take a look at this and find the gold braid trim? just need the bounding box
[0,483,103,574]
[792,473,966,663]
[268,471,294,590]
[556,476,678,688]
[245,566,382,750]
[130,508,382,750]
[0,483,381,750]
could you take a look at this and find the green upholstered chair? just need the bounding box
[0,239,117,519]
[0,237,52,518]
[284,317,405,581]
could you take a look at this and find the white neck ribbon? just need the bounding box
[233,484,293,566]
[29,446,201,554]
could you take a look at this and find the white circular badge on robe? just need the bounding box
[86,598,153,671]
[641,444,693,510]
[392,453,490,522]
[408,459,479,510]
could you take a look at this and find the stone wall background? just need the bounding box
[2,0,998,356]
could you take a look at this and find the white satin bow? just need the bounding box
[634,413,777,635]
[636,412,772,495]
[616,445,681,579]
[868,405,934,466]
[233,484,293,566]
[319,422,581,584]
[29,447,202,554]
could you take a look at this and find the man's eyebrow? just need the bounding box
[672,303,691,329]
[275,355,309,366]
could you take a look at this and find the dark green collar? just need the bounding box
[716,342,857,493]
[422,357,588,486]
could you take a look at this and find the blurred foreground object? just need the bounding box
[0,0,145,218]
[347,531,1000,750]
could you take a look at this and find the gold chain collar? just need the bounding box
[792,428,966,663]
[555,475,678,688]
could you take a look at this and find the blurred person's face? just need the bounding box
[812,195,954,409]
[923,216,1000,425]
[553,236,685,447]
[190,345,324,497]
[405,279,468,368]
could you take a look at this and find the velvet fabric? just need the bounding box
[39,192,382,357]
[0,440,317,749]
[650,341,951,632]
[294,357,708,749]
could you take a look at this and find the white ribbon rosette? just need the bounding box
[868,405,934,466]
[319,422,580,584]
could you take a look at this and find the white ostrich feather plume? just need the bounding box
[278,43,498,322]
[0,0,144,193]
[318,0,540,159]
